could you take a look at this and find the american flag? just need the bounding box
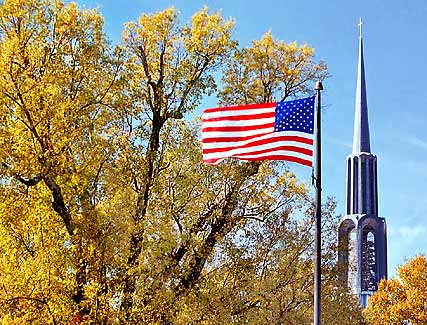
[202,96,315,166]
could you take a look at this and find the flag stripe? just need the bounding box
[203,102,276,114]
[203,133,313,146]
[203,111,275,122]
[203,144,312,161]
[203,138,313,155]
[202,117,275,128]
[203,140,312,153]
[202,122,274,133]
[203,107,275,119]
[234,155,312,166]
[202,97,315,166]
[202,130,313,143]
[204,144,312,156]
[204,155,312,167]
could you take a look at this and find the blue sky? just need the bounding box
[78,0,427,277]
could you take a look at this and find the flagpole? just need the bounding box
[314,80,323,325]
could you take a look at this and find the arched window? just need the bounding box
[361,228,376,291]
[353,157,358,214]
[348,228,357,292]
[338,220,356,292]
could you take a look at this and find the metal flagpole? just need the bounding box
[314,80,323,325]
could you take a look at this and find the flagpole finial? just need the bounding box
[315,81,323,91]
[358,17,363,38]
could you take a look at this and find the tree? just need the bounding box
[0,1,363,324]
[219,31,328,105]
[116,7,236,320]
[171,195,365,324]
[365,255,427,325]
[0,0,121,322]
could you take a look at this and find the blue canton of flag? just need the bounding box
[274,96,315,134]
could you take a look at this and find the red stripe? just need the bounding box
[203,102,276,114]
[203,158,223,164]
[203,132,270,143]
[203,111,275,122]
[238,155,313,166]
[203,155,312,167]
[202,135,314,146]
[203,142,312,156]
[202,122,274,133]
[235,146,312,157]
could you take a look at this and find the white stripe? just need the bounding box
[202,117,275,129]
[202,131,313,146]
[204,149,312,162]
[203,139,312,152]
[203,107,275,120]
[233,150,312,160]
[203,141,312,161]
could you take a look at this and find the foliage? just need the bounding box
[365,255,427,325]
[219,31,328,105]
[0,0,361,324]
[0,0,121,322]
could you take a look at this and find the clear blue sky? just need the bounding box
[78,0,427,277]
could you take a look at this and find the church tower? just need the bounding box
[338,20,387,308]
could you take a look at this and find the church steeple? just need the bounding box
[338,20,387,308]
[352,18,371,154]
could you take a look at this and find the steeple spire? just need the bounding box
[352,18,371,154]
[339,19,387,309]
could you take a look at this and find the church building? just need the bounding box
[337,22,388,308]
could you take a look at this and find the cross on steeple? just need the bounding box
[352,17,370,154]
[358,17,363,38]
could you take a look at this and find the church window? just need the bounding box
[361,228,377,291]
[361,157,366,213]
[353,157,358,214]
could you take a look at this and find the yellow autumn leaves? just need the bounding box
[219,31,328,105]
[0,0,342,324]
[365,255,427,324]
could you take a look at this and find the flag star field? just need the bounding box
[274,97,315,133]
